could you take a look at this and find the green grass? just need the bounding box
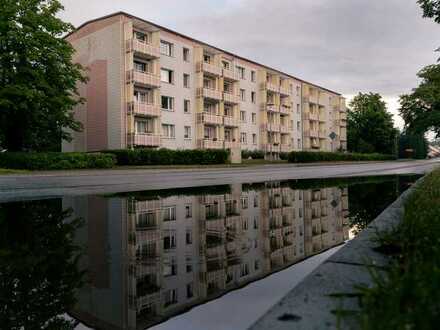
[0,168,28,175]
[347,168,440,329]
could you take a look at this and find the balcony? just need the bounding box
[279,86,291,96]
[127,39,160,58]
[340,112,347,120]
[304,130,319,138]
[280,144,291,152]
[223,116,240,127]
[265,143,280,151]
[280,105,290,114]
[128,133,161,147]
[280,125,290,134]
[304,112,319,121]
[319,130,327,139]
[223,68,239,81]
[223,92,240,104]
[198,139,224,149]
[128,101,160,117]
[262,82,279,93]
[224,140,240,149]
[197,87,222,101]
[265,104,279,113]
[197,113,223,125]
[340,119,347,127]
[262,123,280,132]
[127,70,161,88]
[198,61,222,76]
[128,200,161,214]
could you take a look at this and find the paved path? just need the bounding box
[0,159,438,202]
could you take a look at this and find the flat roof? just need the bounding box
[66,11,342,96]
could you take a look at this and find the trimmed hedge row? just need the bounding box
[0,152,116,170]
[103,148,229,165]
[288,151,396,163]
[241,149,265,159]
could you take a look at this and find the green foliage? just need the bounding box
[0,199,84,329]
[347,93,398,155]
[398,131,428,159]
[287,151,396,163]
[0,0,86,151]
[349,169,440,329]
[103,148,229,166]
[241,149,265,159]
[0,152,116,170]
[399,65,440,137]
[418,0,440,23]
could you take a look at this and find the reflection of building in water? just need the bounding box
[66,183,349,330]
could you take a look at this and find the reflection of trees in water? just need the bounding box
[347,179,399,235]
[0,199,84,329]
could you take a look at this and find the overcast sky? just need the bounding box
[59,0,440,128]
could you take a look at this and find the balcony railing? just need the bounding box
[265,143,280,151]
[127,70,161,88]
[265,104,279,112]
[279,86,291,96]
[280,144,291,152]
[304,130,319,138]
[223,116,240,127]
[340,112,347,120]
[224,140,240,149]
[262,82,279,93]
[128,133,161,147]
[128,101,160,117]
[223,68,240,81]
[127,39,160,58]
[280,105,290,114]
[280,125,290,134]
[304,112,319,121]
[197,112,223,125]
[223,92,240,104]
[198,139,225,149]
[198,61,222,76]
[262,123,280,132]
[197,87,222,100]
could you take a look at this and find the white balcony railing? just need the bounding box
[223,68,240,81]
[223,116,240,127]
[197,113,223,125]
[127,39,160,58]
[198,61,222,76]
[224,140,240,149]
[129,133,161,147]
[223,92,240,104]
[197,87,223,100]
[198,139,224,149]
[127,70,161,88]
[129,101,160,117]
[279,86,291,96]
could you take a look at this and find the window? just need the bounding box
[251,91,256,103]
[224,81,233,94]
[183,73,190,88]
[163,258,177,277]
[162,206,176,220]
[254,260,260,270]
[240,263,249,277]
[240,132,247,144]
[162,124,175,138]
[161,96,174,111]
[240,89,246,101]
[252,133,257,145]
[254,197,259,207]
[163,232,177,250]
[134,60,147,72]
[252,113,257,124]
[184,126,191,139]
[224,104,232,117]
[161,68,174,84]
[204,54,212,63]
[185,205,192,218]
[186,231,192,245]
[297,121,300,130]
[251,70,256,82]
[160,40,173,56]
[236,66,245,79]
[183,47,190,61]
[186,258,193,273]
[134,89,153,104]
[222,60,230,70]
[241,197,249,209]
[187,283,194,298]
[134,31,148,42]
[164,289,178,306]
[297,104,300,114]
[180,100,189,114]
[297,139,301,149]
[240,111,246,122]
[203,77,215,89]
[136,119,154,134]
[296,86,300,96]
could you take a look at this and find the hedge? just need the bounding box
[103,148,229,166]
[287,151,396,163]
[241,149,265,159]
[0,152,116,170]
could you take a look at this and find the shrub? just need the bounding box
[103,148,229,166]
[287,151,396,163]
[0,152,116,170]
[242,149,265,159]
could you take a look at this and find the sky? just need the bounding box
[59,0,440,129]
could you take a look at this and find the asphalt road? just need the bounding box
[0,159,438,202]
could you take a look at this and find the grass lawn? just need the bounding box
[0,168,28,175]
[347,168,440,329]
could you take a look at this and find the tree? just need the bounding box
[418,0,440,23]
[398,131,428,159]
[0,0,86,151]
[347,93,398,155]
[399,65,440,137]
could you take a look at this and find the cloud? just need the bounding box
[59,0,440,126]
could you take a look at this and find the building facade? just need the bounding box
[62,12,347,161]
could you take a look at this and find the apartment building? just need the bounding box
[62,12,347,162]
[65,183,349,329]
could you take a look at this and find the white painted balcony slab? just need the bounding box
[130,101,160,117]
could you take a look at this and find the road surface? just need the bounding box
[0,159,438,202]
